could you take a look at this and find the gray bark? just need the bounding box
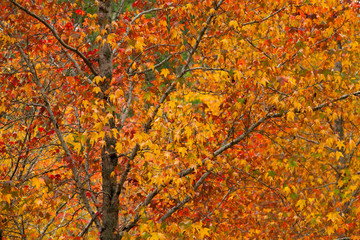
[97,1,119,239]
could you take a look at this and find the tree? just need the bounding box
[1,0,360,239]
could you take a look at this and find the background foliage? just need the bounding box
[1,0,360,239]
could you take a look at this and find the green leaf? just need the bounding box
[290,193,299,200]
[268,170,276,177]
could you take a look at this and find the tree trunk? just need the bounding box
[97,1,119,239]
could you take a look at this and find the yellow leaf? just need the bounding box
[82,100,90,107]
[135,37,145,52]
[116,142,123,153]
[4,194,13,204]
[317,178,323,184]
[325,137,334,146]
[205,159,213,169]
[335,151,344,160]
[160,20,167,27]
[93,76,104,84]
[283,186,291,195]
[186,3,193,9]
[287,111,295,121]
[336,141,345,149]
[229,20,239,29]
[161,68,170,77]
[98,131,105,140]
[94,122,103,130]
[93,87,102,93]
[148,62,155,70]
[107,33,116,43]
[178,147,187,157]
[111,128,119,136]
[296,199,306,210]
[95,35,102,43]
[109,94,115,103]
[32,178,45,189]
[35,199,43,206]
[100,29,107,35]
[326,226,335,235]
[115,89,122,99]
[327,211,339,222]
[198,227,210,238]
[73,142,82,153]
[150,233,166,240]
[184,126,192,138]
[258,77,268,86]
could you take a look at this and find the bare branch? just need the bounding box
[131,8,162,25]
[296,134,337,152]
[245,38,272,59]
[242,5,286,26]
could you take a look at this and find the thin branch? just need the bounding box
[116,144,139,196]
[129,54,173,76]
[120,81,133,128]
[159,195,191,222]
[78,212,101,237]
[312,90,360,111]
[115,8,164,52]
[63,50,96,86]
[159,171,212,222]
[131,8,162,25]
[179,0,225,78]
[184,67,231,73]
[277,21,347,68]
[245,38,272,59]
[39,200,69,240]
[10,0,98,76]
[242,5,286,26]
[16,44,102,231]
[179,90,360,178]
[120,187,160,233]
[119,0,225,232]
[201,188,233,221]
[296,134,337,152]
[126,44,176,74]
[143,0,225,132]
[114,0,127,20]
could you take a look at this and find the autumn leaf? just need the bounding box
[2,0,360,239]
[296,199,306,210]
[160,68,170,77]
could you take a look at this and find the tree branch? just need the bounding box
[10,0,98,76]
[242,5,286,26]
[16,44,102,231]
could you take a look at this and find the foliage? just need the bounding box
[1,0,360,239]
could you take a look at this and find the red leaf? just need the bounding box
[75,9,85,16]
[132,0,140,8]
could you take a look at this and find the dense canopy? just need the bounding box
[1,0,360,239]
